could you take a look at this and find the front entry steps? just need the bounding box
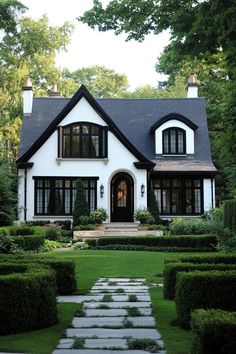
[54,278,166,354]
[73,223,163,239]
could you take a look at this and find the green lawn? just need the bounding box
[0,249,216,354]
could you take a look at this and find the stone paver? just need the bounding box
[53,278,165,353]
[83,301,151,309]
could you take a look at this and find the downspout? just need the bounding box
[211,176,214,208]
[24,168,27,221]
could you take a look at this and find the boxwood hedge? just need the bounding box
[175,270,236,329]
[191,309,236,354]
[164,262,236,300]
[165,253,236,265]
[0,255,76,295]
[0,263,57,334]
[96,235,217,250]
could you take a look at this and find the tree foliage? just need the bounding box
[0,0,26,33]
[0,160,17,225]
[73,179,90,227]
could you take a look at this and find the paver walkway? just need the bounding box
[53,278,166,354]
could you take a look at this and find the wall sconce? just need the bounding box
[100,184,104,198]
[141,183,145,197]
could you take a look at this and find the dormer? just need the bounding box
[150,113,198,155]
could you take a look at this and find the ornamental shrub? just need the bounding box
[224,200,236,231]
[0,263,57,334]
[134,209,155,224]
[44,224,62,241]
[90,208,108,224]
[21,235,45,251]
[0,236,23,253]
[147,189,160,224]
[73,179,90,227]
[170,217,209,235]
[9,226,35,236]
[175,270,236,329]
[164,262,236,300]
[190,309,236,354]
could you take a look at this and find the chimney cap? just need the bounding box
[22,77,33,91]
[187,73,199,87]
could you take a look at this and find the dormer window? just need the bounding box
[163,128,186,154]
[61,122,107,158]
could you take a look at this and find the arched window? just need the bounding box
[62,122,107,158]
[163,128,186,154]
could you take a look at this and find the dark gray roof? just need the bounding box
[19,95,216,173]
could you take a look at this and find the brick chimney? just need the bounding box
[49,83,60,97]
[186,73,199,98]
[22,78,33,115]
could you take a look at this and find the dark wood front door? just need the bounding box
[111,172,134,222]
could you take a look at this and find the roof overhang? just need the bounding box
[150,113,198,133]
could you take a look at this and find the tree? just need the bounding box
[0,160,17,225]
[73,179,90,227]
[60,65,129,98]
[0,0,26,33]
[0,15,73,160]
[148,189,160,224]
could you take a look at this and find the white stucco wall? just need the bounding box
[18,97,147,221]
[155,119,195,154]
[204,178,215,212]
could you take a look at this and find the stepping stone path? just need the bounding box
[53,278,166,354]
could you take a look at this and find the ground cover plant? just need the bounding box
[0,250,221,354]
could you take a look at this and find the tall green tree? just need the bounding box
[0,0,26,33]
[0,160,17,225]
[60,65,129,98]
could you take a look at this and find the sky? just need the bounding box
[21,0,170,90]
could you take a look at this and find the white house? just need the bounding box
[17,76,217,222]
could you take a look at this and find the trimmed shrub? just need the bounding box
[175,270,236,328]
[22,235,45,251]
[148,189,160,224]
[74,224,96,230]
[97,235,217,250]
[165,253,236,265]
[9,226,35,236]
[0,236,24,253]
[90,208,108,224]
[0,263,57,334]
[26,220,51,227]
[53,220,72,230]
[44,224,62,241]
[164,262,236,300]
[85,239,97,247]
[190,309,236,354]
[0,256,76,295]
[224,200,236,231]
[73,179,90,227]
[170,218,209,235]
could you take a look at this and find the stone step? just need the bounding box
[91,289,149,293]
[53,350,166,354]
[66,328,161,340]
[97,278,146,282]
[83,301,151,309]
[95,282,145,286]
[72,316,156,328]
[92,286,148,291]
[58,294,150,303]
[104,222,140,229]
[85,308,152,317]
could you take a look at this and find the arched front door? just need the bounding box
[111,172,134,222]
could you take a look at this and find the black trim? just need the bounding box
[134,161,155,170]
[150,113,198,133]
[17,85,152,165]
[152,171,217,177]
[162,127,186,155]
[24,169,27,221]
[17,162,34,169]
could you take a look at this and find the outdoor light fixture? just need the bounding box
[141,183,145,197]
[100,184,104,198]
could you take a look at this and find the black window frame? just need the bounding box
[152,176,203,215]
[59,122,108,159]
[34,177,98,216]
[162,127,186,155]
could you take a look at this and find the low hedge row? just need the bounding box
[191,309,236,354]
[0,255,76,295]
[165,253,236,265]
[95,235,217,250]
[164,262,236,300]
[0,263,57,334]
[92,244,213,252]
[175,270,236,329]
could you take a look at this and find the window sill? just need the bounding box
[161,154,187,157]
[56,157,109,164]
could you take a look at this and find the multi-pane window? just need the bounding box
[163,128,186,154]
[152,177,203,215]
[62,123,107,158]
[35,178,97,215]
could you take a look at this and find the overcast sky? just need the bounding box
[21,0,170,90]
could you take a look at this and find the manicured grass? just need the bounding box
[0,303,81,354]
[0,249,217,354]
